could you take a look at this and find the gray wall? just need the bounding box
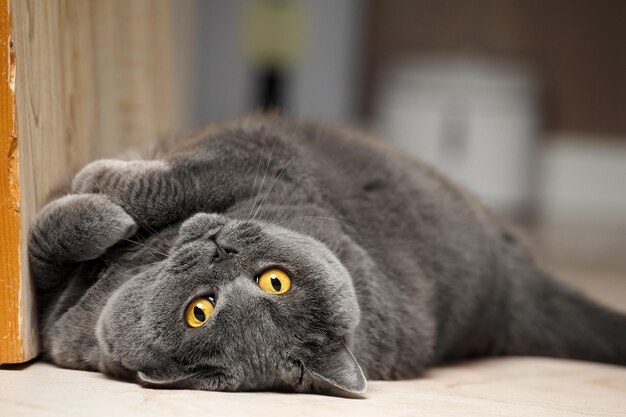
[177,0,363,127]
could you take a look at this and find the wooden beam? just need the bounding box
[0,0,37,364]
[2,0,177,364]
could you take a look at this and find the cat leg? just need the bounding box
[71,158,210,229]
[70,136,302,229]
[71,159,181,226]
[29,193,137,292]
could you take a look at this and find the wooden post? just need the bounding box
[0,0,34,364]
[1,0,177,364]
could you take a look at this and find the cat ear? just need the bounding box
[305,339,367,394]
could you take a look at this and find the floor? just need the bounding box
[2,357,625,417]
[2,263,625,417]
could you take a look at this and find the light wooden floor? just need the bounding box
[1,358,625,417]
[1,262,625,417]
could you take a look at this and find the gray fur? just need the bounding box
[30,115,626,396]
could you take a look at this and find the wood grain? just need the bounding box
[0,0,33,364]
[12,0,175,213]
[2,0,176,363]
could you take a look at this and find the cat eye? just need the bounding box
[185,297,215,328]
[257,268,291,295]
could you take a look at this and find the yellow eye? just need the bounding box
[185,297,214,328]
[257,268,291,294]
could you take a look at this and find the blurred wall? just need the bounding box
[179,0,363,127]
[363,0,626,138]
[362,0,626,268]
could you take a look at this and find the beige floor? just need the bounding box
[1,263,625,417]
[1,358,625,417]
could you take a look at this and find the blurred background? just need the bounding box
[4,0,624,368]
[171,0,626,305]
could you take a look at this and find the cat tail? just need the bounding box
[500,262,626,366]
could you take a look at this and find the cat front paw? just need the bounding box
[30,194,138,264]
[71,159,176,226]
[72,159,169,195]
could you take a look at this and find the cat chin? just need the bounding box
[98,356,138,383]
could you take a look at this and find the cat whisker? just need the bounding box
[247,143,265,219]
[299,215,359,229]
[104,260,165,280]
[270,215,359,230]
[294,112,302,132]
[249,144,275,220]
[142,223,171,246]
[251,155,296,221]
[119,238,171,259]
[115,259,165,276]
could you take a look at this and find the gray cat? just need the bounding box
[30,115,626,396]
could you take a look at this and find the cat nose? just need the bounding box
[212,238,237,263]
[214,243,234,262]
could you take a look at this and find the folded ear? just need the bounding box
[305,339,367,394]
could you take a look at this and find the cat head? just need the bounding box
[96,213,366,395]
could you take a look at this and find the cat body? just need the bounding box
[30,116,626,394]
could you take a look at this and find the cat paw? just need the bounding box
[30,194,138,263]
[72,159,169,195]
[71,159,175,226]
